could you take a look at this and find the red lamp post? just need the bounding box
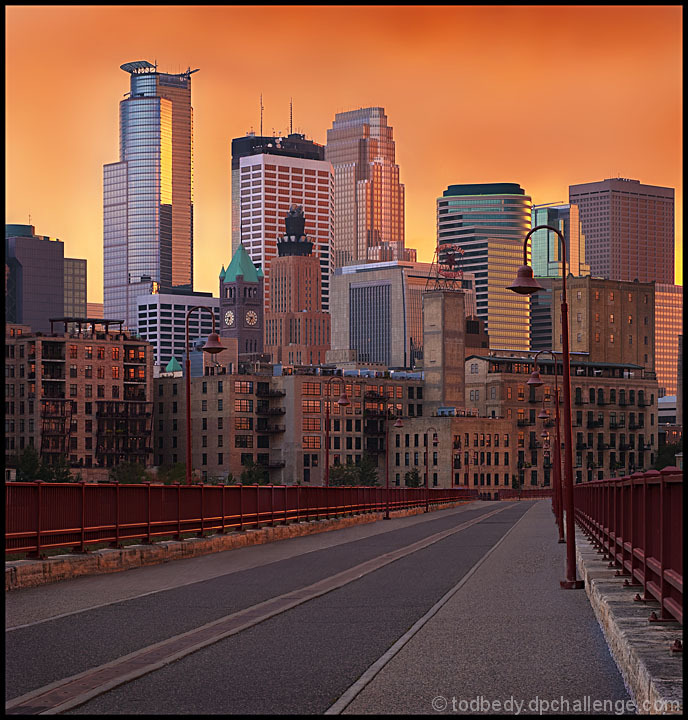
[324,377,351,487]
[185,307,224,486]
[508,226,584,589]
[528,349,565,543]
[424,426,439,513]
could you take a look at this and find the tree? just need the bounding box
[46,454,72,483]
[328,462,358,486]
[356,452,379,486]
[156,462,186,485]
[239,459,269,485]
[109,462,151,484]
[15,446,41,481]
[653,442,682,471]
[404,468,422,488]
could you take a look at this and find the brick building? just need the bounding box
[465,353,659,485]
[5,320,154,471]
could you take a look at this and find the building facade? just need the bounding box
[230,132,334,313]
[326,107,411,266]
[436,183,532,351]
[264,207,330,365]
[5,322,153,470]
[465,353,659,484]
[551,277,655,374]
[568,177,674,285]
[104,61,197,329]
[654,283,683,396]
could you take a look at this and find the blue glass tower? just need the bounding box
[103,60,198,330]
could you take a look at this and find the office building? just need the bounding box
[5,224,87,333]
[551,276,655,373]
[676,335,683,427]
[530,203,590,279]
[654,283,683,396]
[135,286,219,368]
[436,183,532,351]
[529,277,554,353]
[569,178,674,284]
[326,107,412,266]
[5,321,154,472]
[87,302,104,319]
[264,207,331,365]
[104,61,197,330]
[219,243,264,356]
[230,132,333,312]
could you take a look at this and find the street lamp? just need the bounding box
[324,377,350,487]
[529,349,565,543]
[384,399,403,520]
[508,226,583,589]
[185,307,224,485]
[423,427,439,513]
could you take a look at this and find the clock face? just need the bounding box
[224,310,234,327]
[245,310,258,326]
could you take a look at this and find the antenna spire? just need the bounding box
[290,97,293,135]
[260,93,264,137]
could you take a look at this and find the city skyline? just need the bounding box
[6,5,683,303]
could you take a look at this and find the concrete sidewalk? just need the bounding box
[338,499,679,715]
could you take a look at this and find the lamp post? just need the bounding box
[324,377,351,487]
[384,397,403,520]
[528,349,565,543]
[424,426,439,513]
[508,226,583,589]
[185,307,224,485]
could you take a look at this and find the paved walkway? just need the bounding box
[336,499,634,715]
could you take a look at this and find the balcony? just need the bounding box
[609,422,625,430]
[628,423,643,431]
[597,443,610,450]
[638,443,652,451]
[256,459,286,469]
[256,388,286,398]
[516,419,533,427]
[256,406,286,416]
[619,443,633,451]
[364,390,385,401]
[574,398,587,405]
[575,443,588,450]
[586,420,604,429]
[257,424,285,434]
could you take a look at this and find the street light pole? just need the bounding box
[424,426,439,513]
[185,307,224,486]
[508,226,583,589]
[384,396,403,520]
[324,377,350,487]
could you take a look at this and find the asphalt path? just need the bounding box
[6,501,520,707]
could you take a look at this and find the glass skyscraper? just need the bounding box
[530,203,590,279]
[436,183,532,351]
[104,60,197,330]
[326,108,411,267]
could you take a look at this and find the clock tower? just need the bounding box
[219,243,264,355]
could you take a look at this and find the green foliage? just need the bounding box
[653,442,682,471]
[328,453,380,487]
[108,462,151,484]
[48,454,72,483]
[404,467,422,488]
[239,459,269,485]
[16,446,41,481]
[156,462,186,485]
[357,453,380,486]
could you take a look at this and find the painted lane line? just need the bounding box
[325,501,539,715]
[6,504,513,716]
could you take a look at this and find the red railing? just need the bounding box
[574,467,683,625]
[497,488,553,500]
[5,482,478,557]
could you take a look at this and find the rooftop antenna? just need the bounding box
[290,97,293,135]
[260,93,264,137]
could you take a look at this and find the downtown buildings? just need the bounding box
[103,61,197,330]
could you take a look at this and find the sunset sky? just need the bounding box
[6,5,683,301]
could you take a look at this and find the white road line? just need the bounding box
[325,501,539,715]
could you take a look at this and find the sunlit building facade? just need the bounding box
[569,177,674,285]
[326,107,411,267]
[104,61,197,330]
[654,283,683,396]
[531,203,590,279]
[436,183,532,351]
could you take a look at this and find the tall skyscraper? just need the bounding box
[230,132,334,313]
[436,183,532,351]
[104,60,197,330]
[326,107,411,267]
[5,224,86,333]
[531,203,590,278]
[568,178,674,284]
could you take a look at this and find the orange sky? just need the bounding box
[6,5,683,301]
